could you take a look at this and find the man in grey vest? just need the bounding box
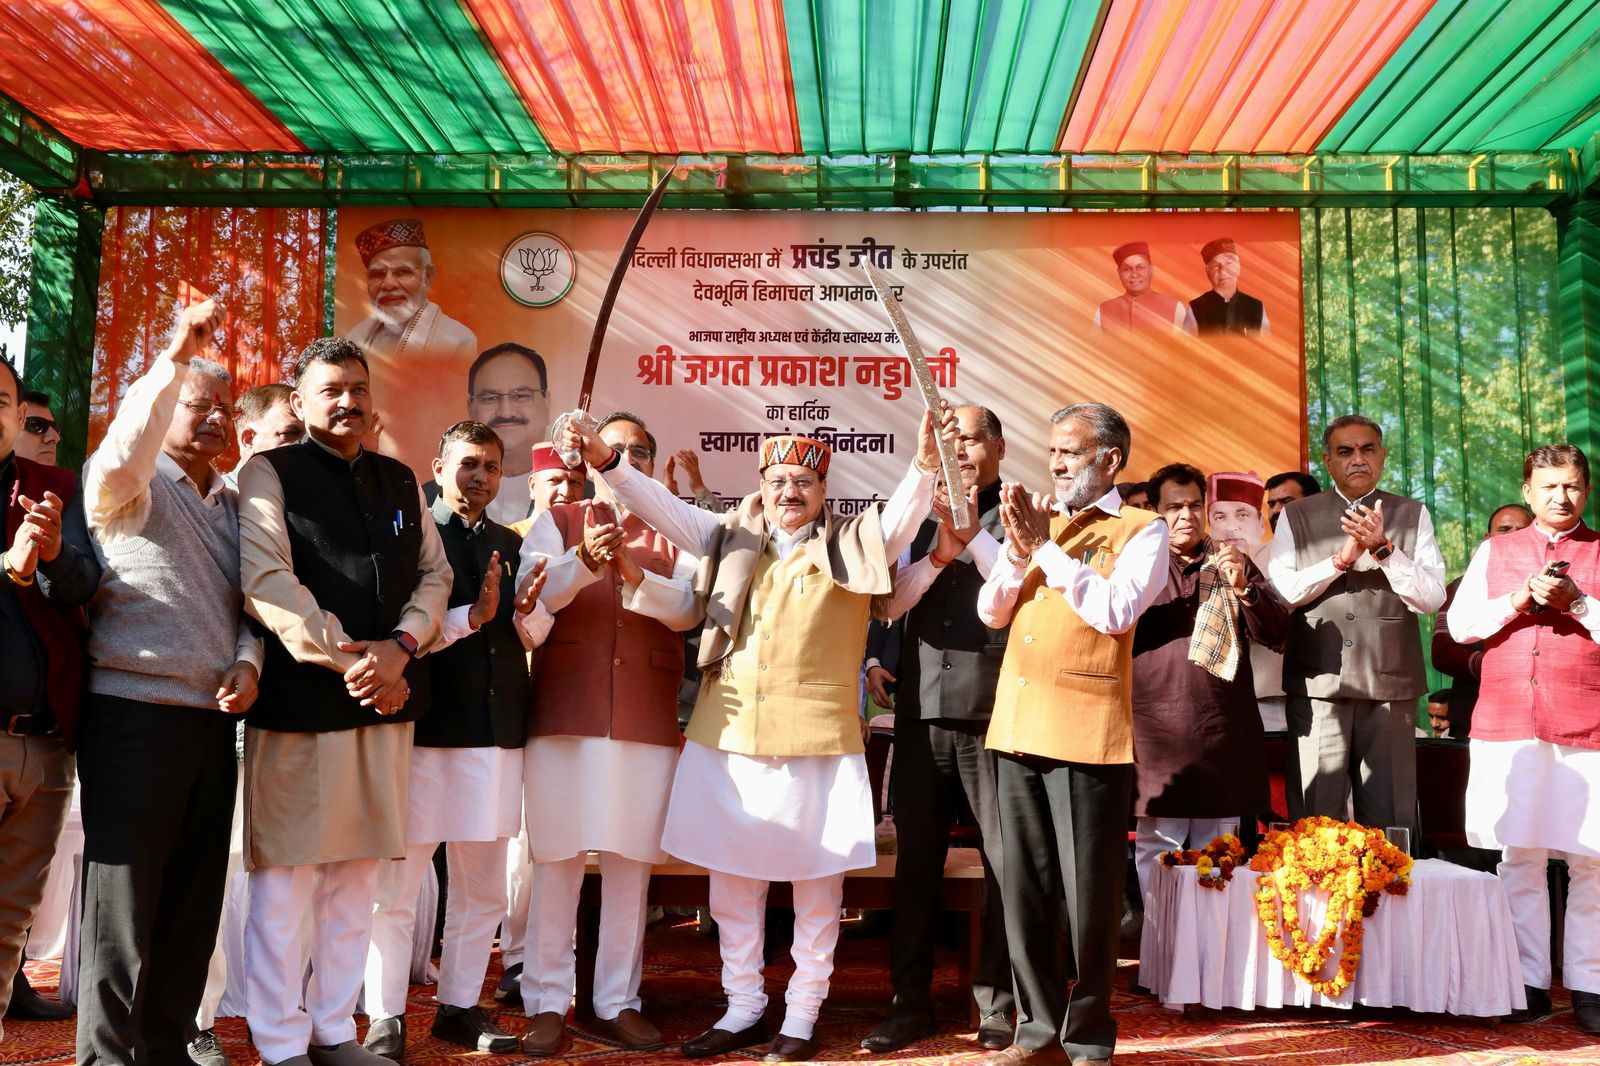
[1262,415,1446,830]
[861,405,1013,1053]
[76,301,265,1064]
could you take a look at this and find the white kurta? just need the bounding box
[406,744,523,845]
[662,740,876,882]
[1466,739,1600,855]
[524,736,679,864]
[595,457,934,885]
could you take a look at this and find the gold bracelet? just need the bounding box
[3,553,35,587]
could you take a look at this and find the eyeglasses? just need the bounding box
[469,387,546,407]
[22,416,57,436]
[178,399,239,421]
[614,444,654,463]
[763,476,818,492]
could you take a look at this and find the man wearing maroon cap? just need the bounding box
[1130,466,1286,921]
[1093,242,1196,336]
[1189,238,1268,336]
[557,409,952,1062]
[345,217,478,474]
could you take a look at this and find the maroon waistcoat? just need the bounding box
[7,457,88,746]
[529,502,685,747]
[1474,521,1600,750]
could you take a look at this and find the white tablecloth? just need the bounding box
[1140,858,1525,1017]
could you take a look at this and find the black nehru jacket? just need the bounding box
[417,497,529,748]
[249,439,431,732]
[1191,289,1265,334]
[896,479,1009,724]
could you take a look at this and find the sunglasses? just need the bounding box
[22,416,57,436]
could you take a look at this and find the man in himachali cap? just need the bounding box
[1094,242,1197,336]
[343,215,479,477]
[1190,237,1270,336]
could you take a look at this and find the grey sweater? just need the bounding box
[87,470,249,709]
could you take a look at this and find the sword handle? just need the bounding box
[550,410,593,470]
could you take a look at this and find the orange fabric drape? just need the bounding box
[90,206,326,465]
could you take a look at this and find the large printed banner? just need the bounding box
[334,209,1302,521]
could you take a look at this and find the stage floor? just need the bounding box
[6,917,1598,1065]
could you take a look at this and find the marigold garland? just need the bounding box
[1157,834,1245,891]
[1249,816,1412,997]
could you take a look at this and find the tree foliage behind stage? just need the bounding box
[0,171,36,330]
[1302,207,1562,577]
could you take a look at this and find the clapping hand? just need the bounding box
[468,550,502,630]
[6,490,64,580]
[1339,499,1387,555]
[999,482,1051,558]
[513,557,548,614]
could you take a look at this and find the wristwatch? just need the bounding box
[388,629,419,657]
[1369,539,1395,563]
[1569,596,1589,618]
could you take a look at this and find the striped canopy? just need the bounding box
[3,0,1596,162]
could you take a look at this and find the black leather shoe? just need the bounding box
[362,1015,405,1060]
[763,1034,819,1062]
[494,962,522,1006]
[5,967,72,1021]
[431,1004,517,1053]
[861,1013,936,1052]
[1503,985,1552,1023]
[977,1011,1012,1051]
[1573,989,1600,1035]
[682,1020,769,1058]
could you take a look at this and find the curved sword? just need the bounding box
[863,261,970,528]
[554,163,677,465]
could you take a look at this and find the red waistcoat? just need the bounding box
[529,502,685,747]
[1474,521,1600,750]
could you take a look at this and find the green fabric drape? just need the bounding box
[24,198,104,474]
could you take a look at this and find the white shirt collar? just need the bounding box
[157,450,225,501]
[770,520,817,560]
[1058,486,1124,519]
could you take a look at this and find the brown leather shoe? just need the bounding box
[979,1045,1072,1066]
[762,1034,819,1062]
[520,1012,567,1057]
[682,1020,769,1058]
[592,1008,665,1051]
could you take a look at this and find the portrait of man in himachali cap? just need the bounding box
[1093,241,1198,335]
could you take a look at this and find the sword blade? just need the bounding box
[862,261,970,528]
[577,164,676,414]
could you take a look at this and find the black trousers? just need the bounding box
[887,717,1013,1019]
[997,752,1132,1063]
[76,695,237,1066]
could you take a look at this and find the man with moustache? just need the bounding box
[860,405,1014,1054]
[1262,415,1446,831]
[75,302,265,1064]
[1130,466,1286,917]
[516,411,697,1056]
[556,406,951,1062]
[0,359,96,1036]
[345,219,477,472]
[15,391,60,467]
[977,402,1167,1066]
[467,344,551,527]
[1264,471,1319,527]
[1431,504,1533,739]
[1189,238,1269,336]
[1448,445,1600,1034]
[364,421,545,1058]
[238,337,451,1066]
[1093,243,1196,335]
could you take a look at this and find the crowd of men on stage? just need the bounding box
[1,297,1597,1066]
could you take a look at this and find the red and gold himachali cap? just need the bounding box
[355,218,428,266]
[1201,237,1238,264]
[530,442,568,473]
[760,434,830,479]
[1208,469,1265,506]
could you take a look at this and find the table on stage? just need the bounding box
[1140,857,1525,1017]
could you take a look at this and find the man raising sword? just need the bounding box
[556,404,955,1063]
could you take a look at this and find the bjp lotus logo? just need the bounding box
[500,232,576,308]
